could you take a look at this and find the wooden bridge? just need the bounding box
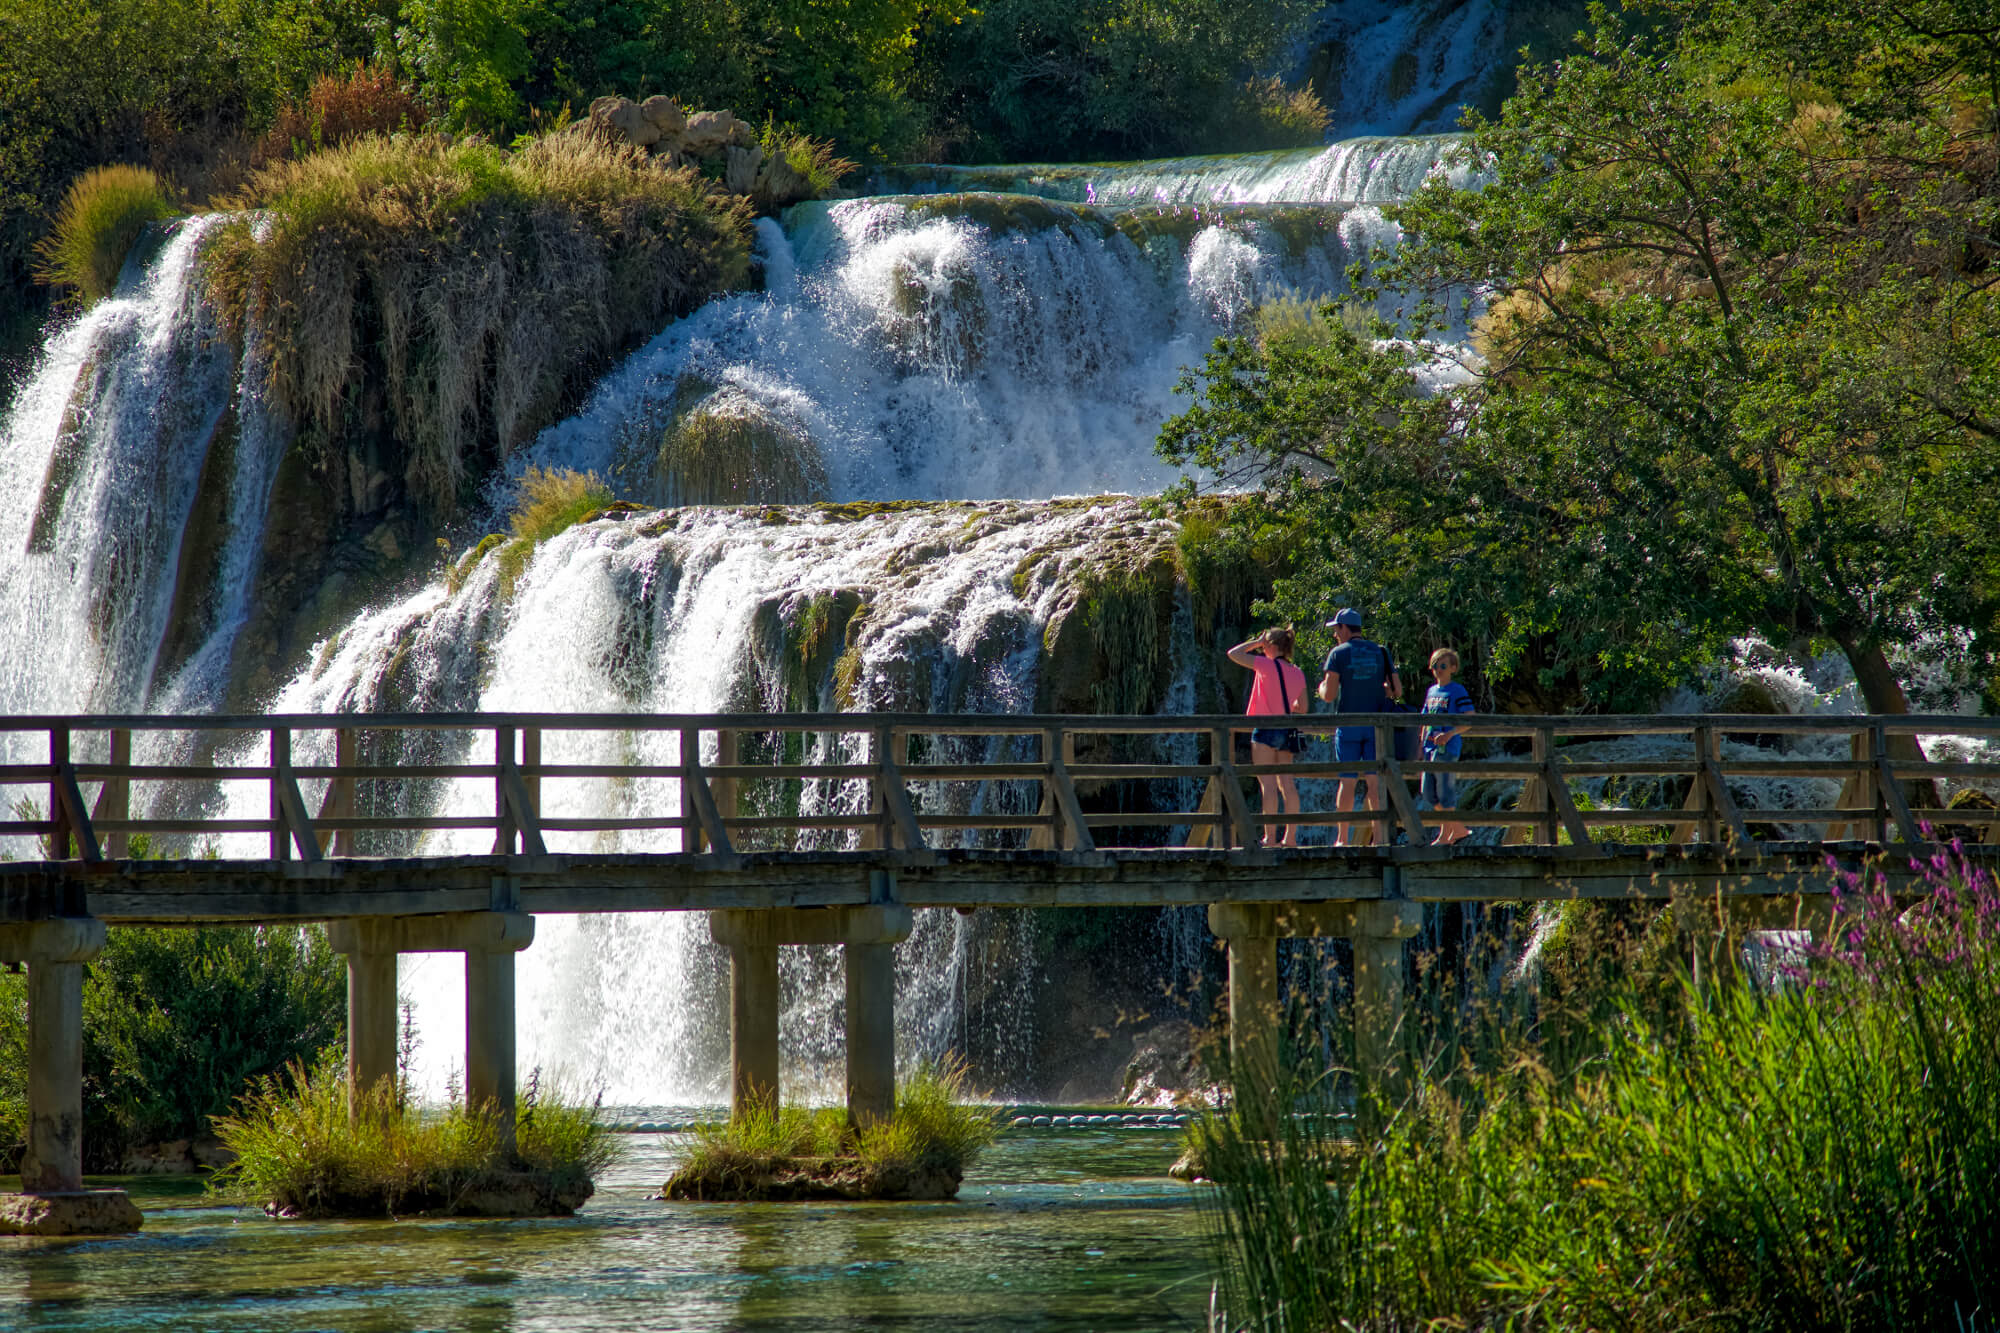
[1,709,1994,1231]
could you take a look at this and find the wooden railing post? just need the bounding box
[713,727,739,842]
[330,727,357,856]
[493,725,517,854]
[92,728,130,859]
[270,727,290,862]
[1695,725,1719,845]
[48,726,71,861]
[1045,726,1094,853]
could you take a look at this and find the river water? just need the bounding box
[4,1126,1208,1331]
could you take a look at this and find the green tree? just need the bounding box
[1159,4,2000,714]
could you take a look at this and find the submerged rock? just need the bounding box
[264,1166,595,1220]
[0,1190,144,1235]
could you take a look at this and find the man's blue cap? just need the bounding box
[1326,608,1364,628]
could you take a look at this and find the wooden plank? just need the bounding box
[273,773,323,865]
[492,725,517,855]
[48,726,71,860]
[1702,759,1754,849]
[1876,755,1925,846]
[90,728,130,859]
[1212,728,1259,849]
[499,759,549,858]
[51,760,102,863]
[1543,751,1595,850]
[680,720,736,856]
[1181,776,1220,849]
[1045,729,1096,854]
[876,727,928,853]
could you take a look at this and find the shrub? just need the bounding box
[0,924,345,1169]
[31,165,177,304]
[755,122,857,208]
[256,63,430,166]
[1198,844,2000,1331]
[213,1057,617,1218]
[205,130,753,516]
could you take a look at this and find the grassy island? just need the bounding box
[213,1062,617,1219]
[664,1065,998,1202]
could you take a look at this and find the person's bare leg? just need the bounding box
[1253,741,1282,846]
[1334,777,1357,846]
[1276,757,1301,847]
[1352,777,1376,847]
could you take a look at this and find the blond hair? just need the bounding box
[1264,627,1295,659]
[1429,647,1460,671]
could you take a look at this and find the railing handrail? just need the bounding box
[6,711,1996,863]
[0,710,1992,735]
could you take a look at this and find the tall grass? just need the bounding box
[205,131,752,515]
[1198,844,2000,1331]
[665,1060,1000,1200]
[33,165,177,304]
[213,1058,617,1218]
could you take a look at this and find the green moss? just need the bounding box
[809,500,941,522]
[1075,552,1176,715]
[445,532,509,596]
[656,394,829,506]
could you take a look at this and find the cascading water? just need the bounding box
[16,107,1971,1110]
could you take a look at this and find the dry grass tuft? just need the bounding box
[206,131,753,515]
[655,389,830,505]
[33,165,178,304]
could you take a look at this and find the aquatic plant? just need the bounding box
[1197,843,2000,1331]
[663,1061,999,1201]
[213,1058,616,1218]
[32,165,177,305]
[204,131,752,515]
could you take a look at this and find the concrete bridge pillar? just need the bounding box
[729,941,781,1119]
[328,913,535,1150]
[0,918,141,1235]
[1207,899,1423,1120]
[710,903,914,1127]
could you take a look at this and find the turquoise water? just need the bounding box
[1,1125,1211,1331]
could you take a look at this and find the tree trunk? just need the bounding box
[1833,629,1937,815]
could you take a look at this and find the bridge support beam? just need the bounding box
[328,912,535,1149]
[711,905,914,1125]
[1207,900,1422,1118]
[0,918,140,1235]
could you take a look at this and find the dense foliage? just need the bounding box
[1159,0,2000,712]
[0,0,1336,328]
[1197,844,2000,1330]
[0,925,345,1167]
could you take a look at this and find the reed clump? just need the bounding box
[664,1061,999,1201]
[213,1059,617,1219]
[33,165,178,305]
[1197,843,2000,1331]
[205,131,753,515]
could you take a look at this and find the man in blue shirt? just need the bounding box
[1318,607,1401,846]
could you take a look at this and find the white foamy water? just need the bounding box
[871,134,1473,206]
[245,500,1162,1100]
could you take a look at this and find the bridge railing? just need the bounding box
[0,712,1995,861]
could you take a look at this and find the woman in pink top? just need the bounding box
[1226,627,1308,847]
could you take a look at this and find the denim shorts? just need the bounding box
[1420,768,1458,809]
[1333,726,1374,779]
[1251,727,1300,752]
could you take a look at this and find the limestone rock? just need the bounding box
[724,144,765,195]
[682,109,747,153]
[755,151,813,210]
[589,96,659,147]
[640,96,685,133]
[0,1190,143,1235]
[1120,1019,1211,1107]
